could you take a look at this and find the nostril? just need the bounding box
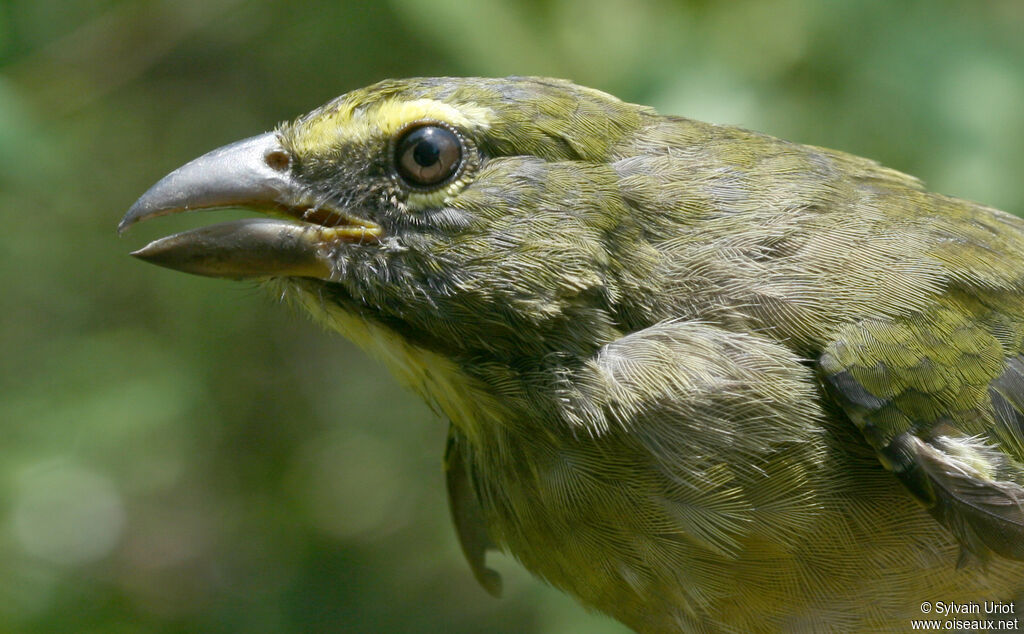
[264,149,291,172]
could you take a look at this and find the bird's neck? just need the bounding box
[276,278,540,446]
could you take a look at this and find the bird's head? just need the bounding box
[121,78,659,363]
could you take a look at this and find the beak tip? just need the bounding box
[116,132,287,238]
[118,197,160,235]
[129,241,160,262]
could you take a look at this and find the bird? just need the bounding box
[120,77,1024,633]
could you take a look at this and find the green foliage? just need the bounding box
[1,1,1022,632]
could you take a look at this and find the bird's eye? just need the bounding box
[394,125,463,188]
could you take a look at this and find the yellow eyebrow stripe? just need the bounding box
[291,99,493,155]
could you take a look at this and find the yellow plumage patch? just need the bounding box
[272,279,504,447]
[405,172,475,210]
[290,98,493,156]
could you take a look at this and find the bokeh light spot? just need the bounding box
[11,461,125,566]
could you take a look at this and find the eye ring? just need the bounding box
[393,123,464,189]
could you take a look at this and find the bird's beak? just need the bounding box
[119,132,381,280]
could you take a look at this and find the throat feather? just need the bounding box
[275,280,505,443]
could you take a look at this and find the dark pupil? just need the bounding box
[413,140,440,167]
[396,125,462,187]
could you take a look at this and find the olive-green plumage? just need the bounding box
[121,77,1024,632]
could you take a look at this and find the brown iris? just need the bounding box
[395,125,463,188]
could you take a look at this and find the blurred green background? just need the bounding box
[1,1,1022,632]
